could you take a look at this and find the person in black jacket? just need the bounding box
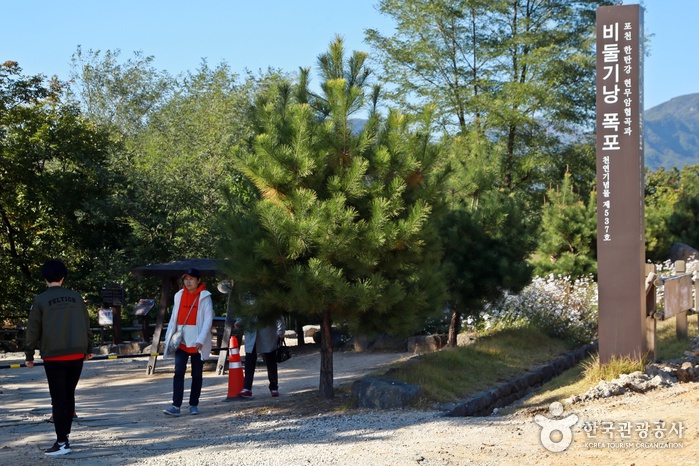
[24,259,94,456]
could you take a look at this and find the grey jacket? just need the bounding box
[237,317,285,354]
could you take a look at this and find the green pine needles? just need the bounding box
[219,37,446,397]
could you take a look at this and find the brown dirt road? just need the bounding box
[1,345,698,465]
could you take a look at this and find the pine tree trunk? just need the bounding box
[319,309,334,398]
[447,306,461,347]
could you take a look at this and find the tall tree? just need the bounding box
[221,37,446,398]
[124,62,260,263]
[0,62,118,318]
[69,50,263,268]
[644,166,681,262]
[439,129,536,345]
[367,0,612,194]
[69,47,174,139]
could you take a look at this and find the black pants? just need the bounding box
[243,343,278,391]
[43,359,83,443]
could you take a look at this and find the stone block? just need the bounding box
[352,377,420,409]
[407,335,444,354]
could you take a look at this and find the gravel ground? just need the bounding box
[2,346,698,465]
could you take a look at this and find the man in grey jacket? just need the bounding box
[24,259,93,456]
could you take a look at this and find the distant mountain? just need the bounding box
[644,93,699,171]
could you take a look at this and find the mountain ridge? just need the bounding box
[644,92,699,170]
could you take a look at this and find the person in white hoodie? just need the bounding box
[162,268,213,416]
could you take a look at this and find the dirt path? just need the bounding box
[1,347,698,465]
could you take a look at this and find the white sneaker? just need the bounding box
[45,441,71,456]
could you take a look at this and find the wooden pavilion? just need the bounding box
[130,259,234,375]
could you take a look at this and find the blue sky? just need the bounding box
[2,0,697,110]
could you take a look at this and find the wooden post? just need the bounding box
[141,316,149,342]
[111,305,122,344]
[146,277,173,375]
[645,263,657,361]
[646,316,656,362]
[295,320,304,346]
[216,299,236,376]
[595,5,646,363]
[675,261,688,340]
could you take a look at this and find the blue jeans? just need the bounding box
[172,348,203,407]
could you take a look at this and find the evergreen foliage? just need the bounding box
[438,129,536,345]
[666,165,699,250]
[532,170,597,278]
[220,37,447,397]
[644,166,681,262]
[645,165,699,262]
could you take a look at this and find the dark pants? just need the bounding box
[243,343,278,391]
[172,348,204,407]
[43,359,83,443]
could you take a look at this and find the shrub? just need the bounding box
[474,274,598,345]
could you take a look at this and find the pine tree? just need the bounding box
[532,170,597,278]
[439,129,535,345]
[220,37,446,398]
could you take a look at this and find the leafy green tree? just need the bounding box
[67,47,180,301]
[531,169,597,278]
[441,192,535,345]
[644,166,681,262]
[221,37,446,398]
[0,62,120,319]
[69,47,174,139]
[124,62,260,263]
[367,0,611,194]
[666,165,699,251]
[69,50,263,288]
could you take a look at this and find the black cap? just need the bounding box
[182,268,201,279]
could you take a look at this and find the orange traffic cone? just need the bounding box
[223,336,244,401]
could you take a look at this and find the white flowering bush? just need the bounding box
[464,259,696,346]
[475,274,599,345]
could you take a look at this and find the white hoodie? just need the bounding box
[163,288,214,359]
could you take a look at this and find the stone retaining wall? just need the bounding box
[446,342,598,417]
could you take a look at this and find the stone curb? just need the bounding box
[446,342,598,417]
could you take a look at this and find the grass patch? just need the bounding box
[655,312,699,360]
[498,362,590,414]
[379,325,574,406]
[372,314,698,412]
[581,353,646,382]
[507,313,698,413]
